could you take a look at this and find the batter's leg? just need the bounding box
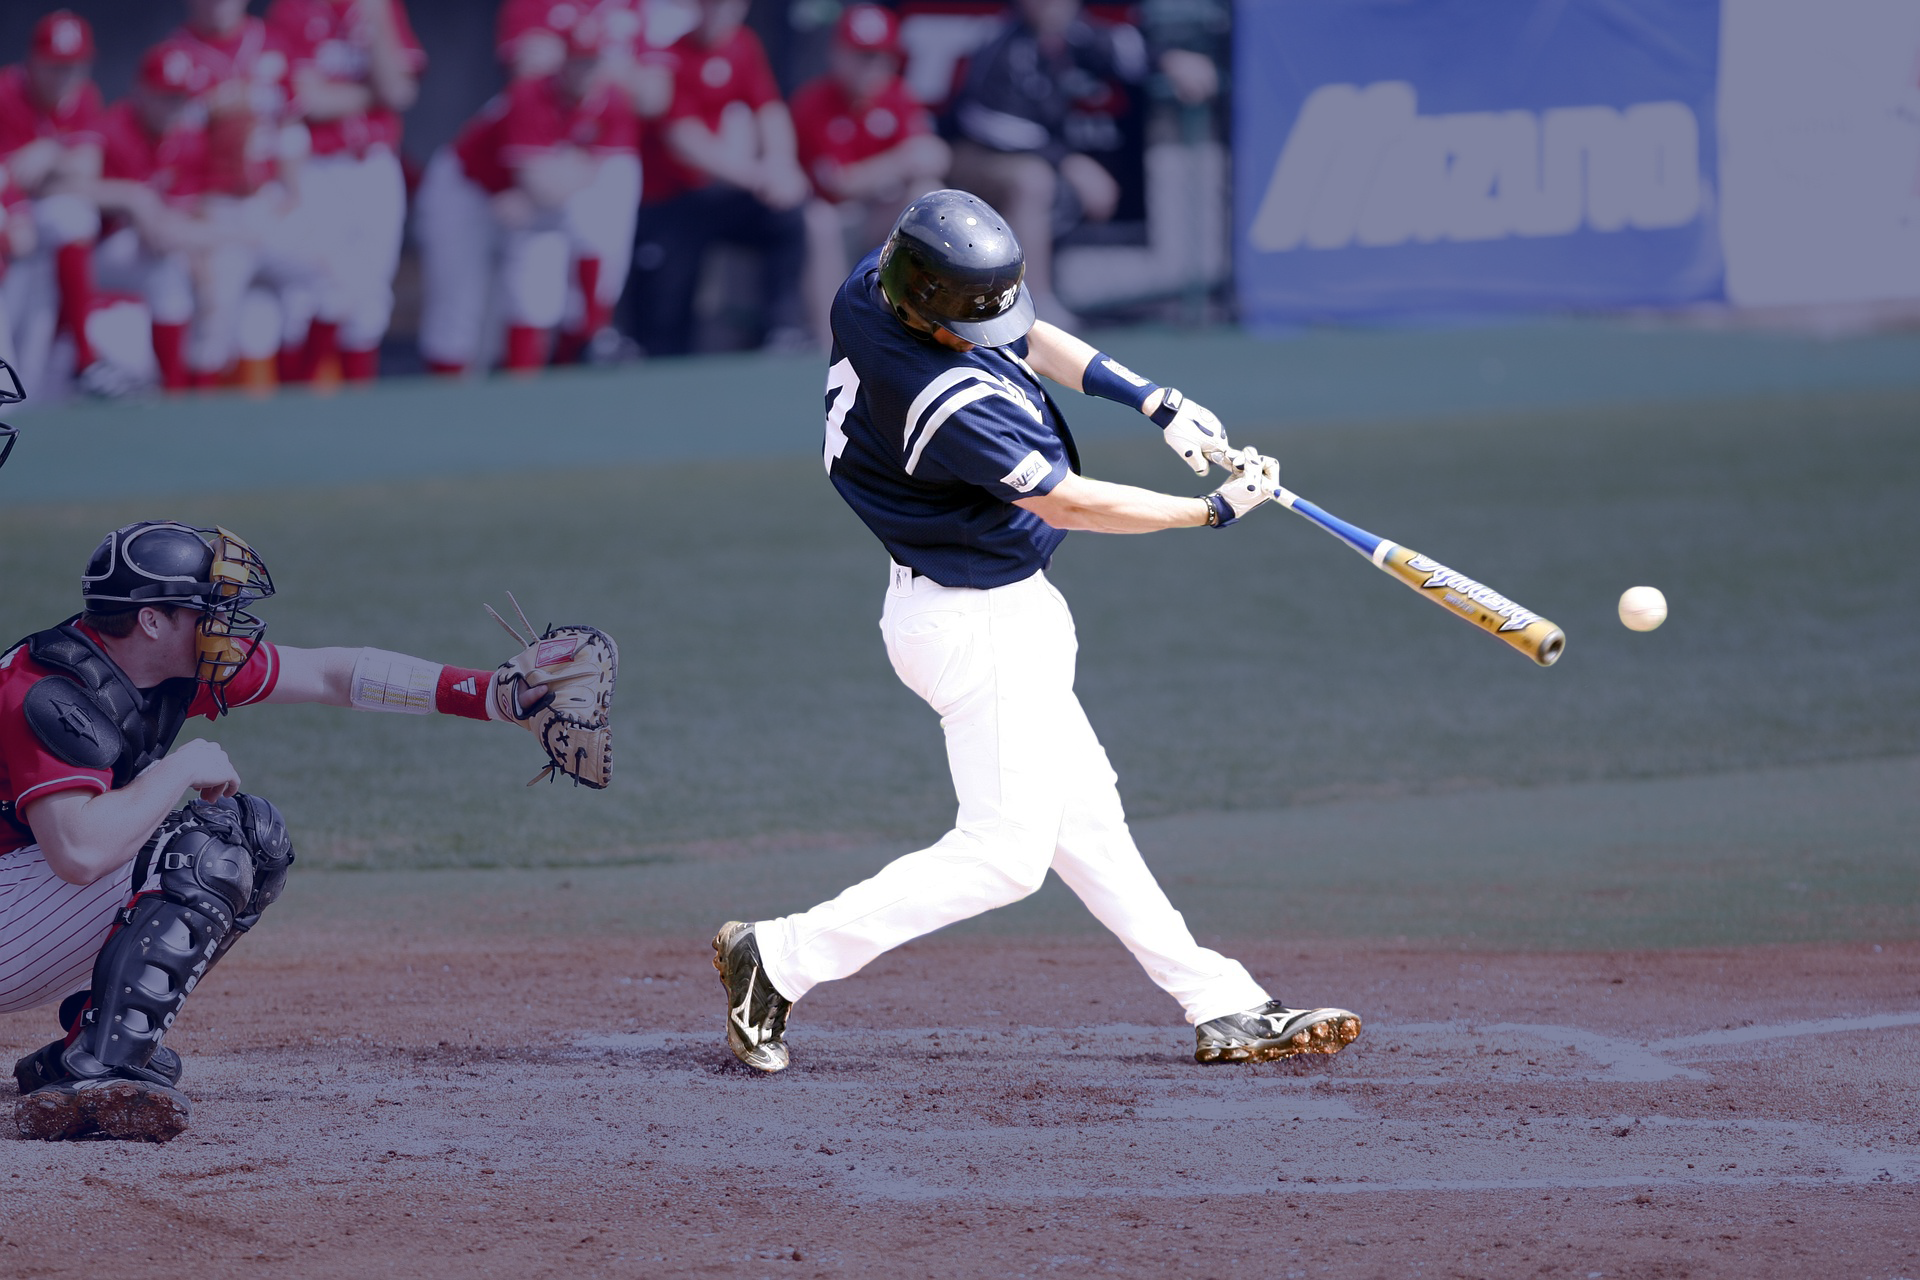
[1043,703,1269,1025]
[753,573,1080,1003]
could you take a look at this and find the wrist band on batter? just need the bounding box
[1204,493,1235,528]
[1081,351,1161,414]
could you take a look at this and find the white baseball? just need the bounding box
[1618,585,1667,632]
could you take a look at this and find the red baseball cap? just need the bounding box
[836,4,901,56]
[33,11,96,65]
[139,45,203,96]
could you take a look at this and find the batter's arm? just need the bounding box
[1025,321,1178,419]
[1016,472,1210,534]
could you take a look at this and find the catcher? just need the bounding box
[2,520,616,1142]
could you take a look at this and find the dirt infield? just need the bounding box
[4,920,1917,1279]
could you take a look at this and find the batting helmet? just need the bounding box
[877,189,1035,347]
[82,522,275,688]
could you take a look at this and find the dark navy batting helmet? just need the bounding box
[877,189,1035,347]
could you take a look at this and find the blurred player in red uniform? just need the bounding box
[0,12,118,395]
[493,0,670,362]
[150,0,335,390]
[417,19,638,373]
[790,5,947,347]
[625,0,810,356]
[269,0,424,383]
[90,48,217,393]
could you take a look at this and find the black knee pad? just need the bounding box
[226,793,295,929]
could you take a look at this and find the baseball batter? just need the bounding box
[3,521,616,1142]
[713,190,1360,1072]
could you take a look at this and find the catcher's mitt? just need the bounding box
[486,595,618,788]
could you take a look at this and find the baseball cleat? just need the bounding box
[13,1040,183,1094]
[1194,1001,1362,1064]
[712,921,793,1072]
[14,1076,191,1143]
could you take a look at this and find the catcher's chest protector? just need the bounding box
[19,623,196,787]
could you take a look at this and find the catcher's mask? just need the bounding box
[82,521,276,693]
[877,189,1035,347]
[0,358,24,474]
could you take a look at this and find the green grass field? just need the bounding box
[2,323,1917,949]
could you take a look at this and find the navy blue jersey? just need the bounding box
[823,249,1080,589]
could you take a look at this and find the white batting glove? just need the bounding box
[1150,389,1231,477]
[1204,448,1281,527]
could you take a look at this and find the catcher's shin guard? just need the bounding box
[62,796,294,1082]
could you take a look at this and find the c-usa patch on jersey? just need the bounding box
[23,676,123,770]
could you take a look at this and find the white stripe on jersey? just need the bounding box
[903,368,993,456]
[902,368,1046,477]
[905,382,999,475]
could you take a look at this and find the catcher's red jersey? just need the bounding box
[0,630,280,857]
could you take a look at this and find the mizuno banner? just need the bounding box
[1232,0,1725,325]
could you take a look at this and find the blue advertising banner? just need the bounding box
[1233,0,1724,325]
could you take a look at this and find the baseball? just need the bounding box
[1618,585,1667,632]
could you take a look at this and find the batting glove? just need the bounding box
[1151,389,1231,477]
[1204,448,1282,527]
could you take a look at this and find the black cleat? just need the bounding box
[14,1040,182,1094]
[14,1075,191,1143]
[1195,1001,1362,1064]
[712,921,793,1072]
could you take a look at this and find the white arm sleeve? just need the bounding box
[349,648,443,714]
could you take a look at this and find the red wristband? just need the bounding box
[435,665,493,721]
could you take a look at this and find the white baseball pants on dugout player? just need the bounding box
[92,228,193,328]
[0,844,154,1016]
[300,147,408,351]
[415,147,572,368]
[561,151,639,333]
[190,189,333,374]
[755,566,1271,1026]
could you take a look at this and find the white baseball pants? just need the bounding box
[756,566,1270,1026]
[299,147,408,351]
[92,227,193,327]
[191,190,333,372]
[562,151,640,329]
[415,148,573,368]
[0,844,154,1016]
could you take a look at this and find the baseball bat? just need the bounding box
[1267,486,1565,667]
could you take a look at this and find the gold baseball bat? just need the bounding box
[1268,486,1565,667]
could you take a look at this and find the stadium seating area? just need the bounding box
[0,0,1227,402]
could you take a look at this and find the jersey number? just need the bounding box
[823,358,861,475]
